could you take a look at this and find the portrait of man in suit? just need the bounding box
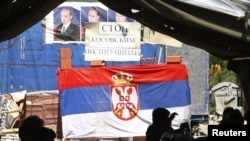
[80,6,107,41]
[54,7,80,41]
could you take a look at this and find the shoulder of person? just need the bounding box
[70,23,79,27]
[146,124,156,133]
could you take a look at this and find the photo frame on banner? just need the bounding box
[44,2,137,44]
[53,6,81,41]
[81,6,108,41]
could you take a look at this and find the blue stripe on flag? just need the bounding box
[60,80,191,116]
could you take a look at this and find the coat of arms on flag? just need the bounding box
[110,71,139,120]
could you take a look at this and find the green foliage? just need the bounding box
[209,55,236,89]
[209,55,237,114]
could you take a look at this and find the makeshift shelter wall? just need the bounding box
[0,22,209,117]
[167,45,210,115]
[0,21,166,94]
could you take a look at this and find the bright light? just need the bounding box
[131,9,140,13]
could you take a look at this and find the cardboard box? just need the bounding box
[25,93,59,127]
[25,104,43,118]
[166,56,182,64]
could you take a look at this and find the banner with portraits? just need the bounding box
[44,2,140,61]
[44,2,136,43]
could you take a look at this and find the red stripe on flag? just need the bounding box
[57,64,188,90]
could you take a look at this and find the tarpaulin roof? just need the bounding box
[98,0,250,60]
[0,0,65,42]
[1,0,250,60]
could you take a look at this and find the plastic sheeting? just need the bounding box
[178,0,250,17]
[0,22,166,94]
[167,45,210,115]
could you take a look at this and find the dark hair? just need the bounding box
[18,115,45,141]
[62,7,73,15]
[19,115,44,127]
[152,107,170,124]
[220,107,244,125]
[89,7,100,16]
[222,107,234,117]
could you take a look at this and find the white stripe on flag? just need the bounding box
[62,105,191,139]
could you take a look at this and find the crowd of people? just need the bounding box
[146,107,195,141]
[145,106,250,141]
[17,106,250,141]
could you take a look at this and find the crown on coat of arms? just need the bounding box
[112,71,133,85]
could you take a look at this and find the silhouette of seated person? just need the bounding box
[219,107,244,125]
[18,115,44,141]
[146,107,178,141]
[18,115,56,141]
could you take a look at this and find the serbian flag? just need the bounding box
[57,64,191,139]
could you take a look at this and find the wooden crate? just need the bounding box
[25,92,59,126]
[25,104,43,118]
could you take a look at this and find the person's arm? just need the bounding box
[169,112,178,121]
